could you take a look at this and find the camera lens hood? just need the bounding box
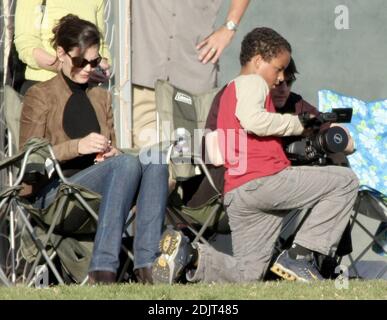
[321,126,348,153]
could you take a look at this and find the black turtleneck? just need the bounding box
[62,72,100,138]
[61,72,101,176]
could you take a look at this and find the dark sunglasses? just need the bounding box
[67,53,102,68]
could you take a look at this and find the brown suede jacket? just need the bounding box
[19,72,116,161]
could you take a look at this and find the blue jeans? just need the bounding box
[33,153,169,273]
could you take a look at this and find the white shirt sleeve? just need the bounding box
[234,74,304,137]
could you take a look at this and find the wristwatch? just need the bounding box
[224,20,238,32]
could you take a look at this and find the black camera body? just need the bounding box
[285,108,353,165]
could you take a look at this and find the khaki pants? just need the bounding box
[188,165,359,283]
[132,85,157,149]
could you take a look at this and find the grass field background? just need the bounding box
[0,280,386,300]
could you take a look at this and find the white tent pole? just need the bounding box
[2,0,13,85]
[113,0,132,148]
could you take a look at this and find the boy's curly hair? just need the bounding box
[240,27,291,66]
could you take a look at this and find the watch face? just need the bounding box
[226,21,237,31]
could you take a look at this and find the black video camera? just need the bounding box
[285,108,353,165]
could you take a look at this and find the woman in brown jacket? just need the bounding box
[20,15,168,284]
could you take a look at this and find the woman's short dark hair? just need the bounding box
[51,14,101,57]
[240,27,291,66]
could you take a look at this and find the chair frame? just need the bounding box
[166,152,223,246]
[0,144,65,286]
[0,143,134,286]
[154,80,225,246]
[338,188,387,277]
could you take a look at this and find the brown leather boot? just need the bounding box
[88,271,116,285]
[134,267,153,284]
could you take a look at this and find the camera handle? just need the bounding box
[298,112,323,129]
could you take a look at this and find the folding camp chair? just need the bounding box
[154,80,229,246]
[0,141,136,286]
[339,186,387,277]
[0,85,134,286]
[0,139,68,286]
[0,138,103,285]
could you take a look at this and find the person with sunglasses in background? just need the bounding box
[14,0,111,95]
[271,58,355,164]
[271,58,319,119]
[19,15,169,285]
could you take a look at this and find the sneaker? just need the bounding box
[270,250,324,282]
[152,229,192,284]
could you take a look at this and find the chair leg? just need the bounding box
[25,196,68,284]
[344,206,387,278]
[27,252,57,287]
[15,205,64,285]
[192,202,223,245]
[0,195,19,285]
[167,206,210,245]
[340,193,363,278]
[117,254,133,283]
[0,265,11,286]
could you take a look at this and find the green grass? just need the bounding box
[0,280,386,300]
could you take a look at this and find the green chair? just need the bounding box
[0,86,133,286]
[154,80,229,246]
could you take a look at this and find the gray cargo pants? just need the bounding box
[187,165,359,283]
